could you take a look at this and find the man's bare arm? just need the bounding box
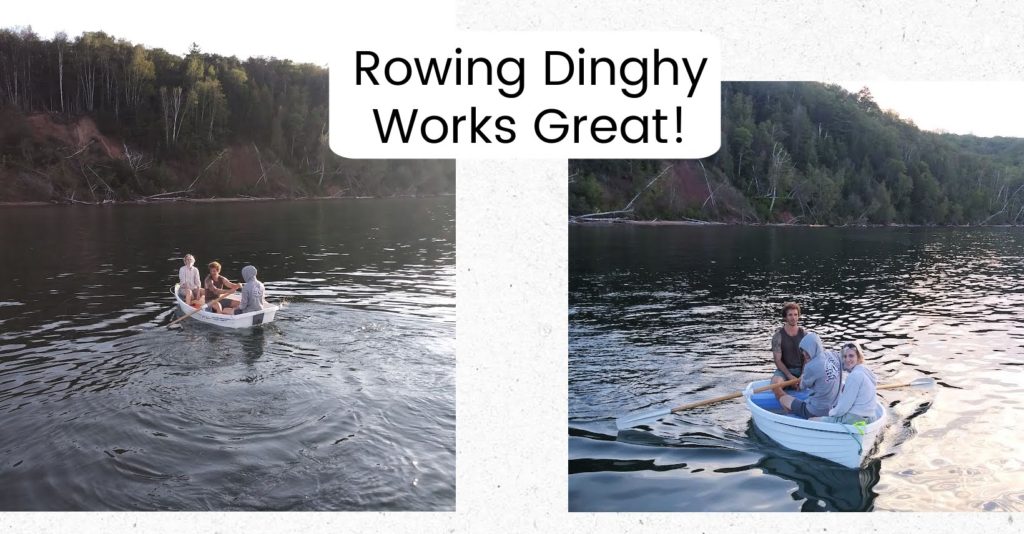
[773,350,795,380]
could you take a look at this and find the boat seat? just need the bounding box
[750,388,810,418]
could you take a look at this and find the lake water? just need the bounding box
[0,198,454,510]
[569,224,1024,512]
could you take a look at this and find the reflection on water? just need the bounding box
[746,422,880,511]
[569,224,1024,512]
[0,198,454,510]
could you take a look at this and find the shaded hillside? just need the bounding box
[570,82,1024,225]
[0,27,453,202]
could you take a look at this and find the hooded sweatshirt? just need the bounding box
[797,333,842,417]
[829,364,878,421]
[238,265,267,314]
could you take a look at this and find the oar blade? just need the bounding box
[877,376,938,391]
[615,407,671,431]
[909,376,937,389]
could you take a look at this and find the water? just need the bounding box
[569,224,1024,512]
[0,198,454,510]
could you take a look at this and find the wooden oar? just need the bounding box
[167,288,238,328]
[615,376,936,431]
[615,377,800,431]
[876,376,936,390]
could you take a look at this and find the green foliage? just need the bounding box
[570,82,1024,225]
[569,174,605,214]
[0,27,453,200]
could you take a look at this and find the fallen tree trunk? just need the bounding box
[573,164,673,220]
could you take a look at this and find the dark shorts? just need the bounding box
[790,398,827,419]
[772,367,802,380]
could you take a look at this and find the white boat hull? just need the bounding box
[744,379,886,469]
[172,284,278,329]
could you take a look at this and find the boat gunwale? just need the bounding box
[744,379,887,435]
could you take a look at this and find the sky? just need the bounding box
[3,2,448,67]
[836,81,1024,138]
[3,2,340,66]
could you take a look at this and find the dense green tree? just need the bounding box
[0,27,453,200]
[571,82,1024,225]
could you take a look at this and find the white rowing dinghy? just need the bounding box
[743,379,887,469]
[172,284,279,328]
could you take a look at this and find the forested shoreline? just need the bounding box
[571,82,1024,225]
[0,27,453,203]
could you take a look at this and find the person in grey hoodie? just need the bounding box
[233,265,267,315]
[815,342,879,424]
[776,332,842,418]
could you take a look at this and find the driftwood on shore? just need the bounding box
[142,190,193,201]
[132,150,231,202]
[570,164,725,226]
[571,165,674,222]
[571,217,723,226]
[0,192,454,207]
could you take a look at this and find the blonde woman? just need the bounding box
[178,254,203,309]
[815,342,879,424]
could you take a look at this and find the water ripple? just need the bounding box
[570,225,1024,512]
[0,199,454,510]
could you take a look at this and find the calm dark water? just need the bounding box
[0,198,454,510]
[569,224,1024,512]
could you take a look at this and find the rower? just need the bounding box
[204,261,242,314]
[770,302,806,397]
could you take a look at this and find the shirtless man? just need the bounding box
[771,302,806,396]
[204,261,242,314]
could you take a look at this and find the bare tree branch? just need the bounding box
[622,165,673,213]
[63,139,96,159]
[253,143,267,186]
[699,160,716,210]
[187,149,227,191]
[572,165,674,221]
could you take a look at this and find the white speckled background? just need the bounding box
[3,0,1023,532]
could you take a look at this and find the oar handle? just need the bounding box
[167,287,238,328]
[668,377,799,414]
